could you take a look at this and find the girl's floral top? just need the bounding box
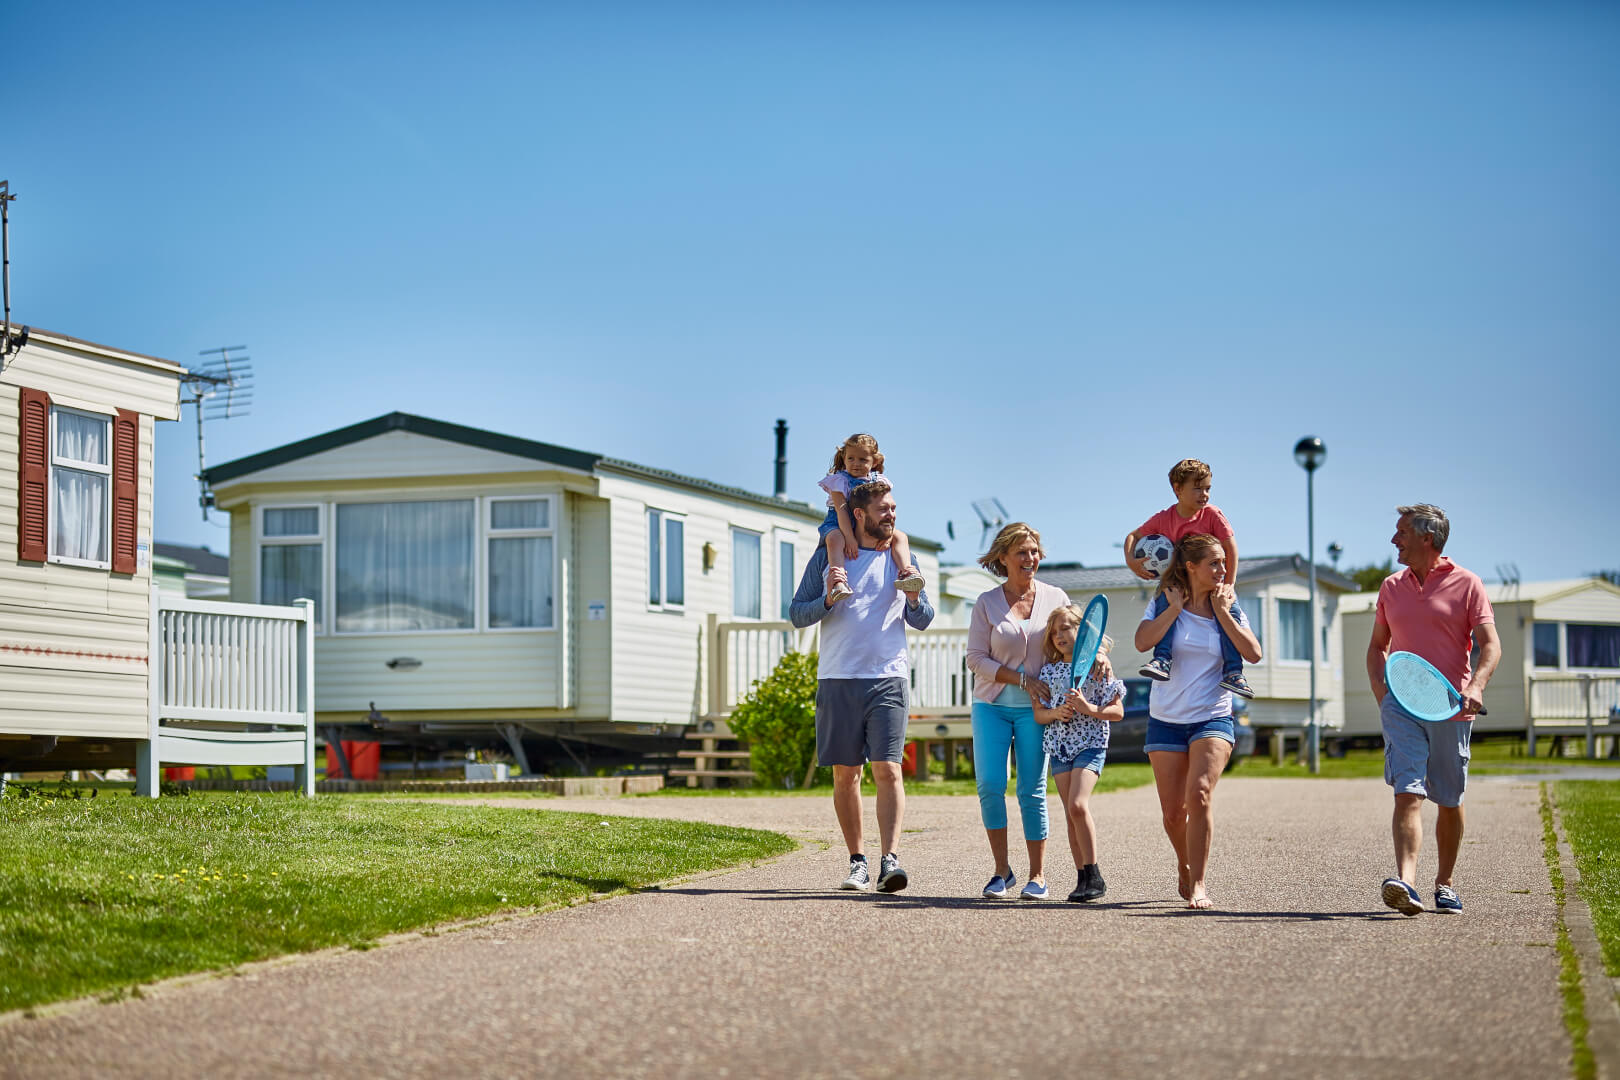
[1038,661,1126,760]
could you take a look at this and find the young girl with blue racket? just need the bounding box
[1034,607,1127,902]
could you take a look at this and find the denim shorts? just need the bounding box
[1145,716,1236,753]
[1051,747,1106,776]
[1381,694,1471,807]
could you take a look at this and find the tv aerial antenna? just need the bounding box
[1,181,30,372]
[971,497,1009,550]
[184,345,253,519]
[1495,562,1521,602]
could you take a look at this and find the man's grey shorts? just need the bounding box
[1381,693,1472,807]
[816,677,909,767]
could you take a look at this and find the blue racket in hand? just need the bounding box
[1069,594,1109,691]
[1385,650,1486,721]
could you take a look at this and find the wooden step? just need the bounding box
[685,728,737,741]
[676,749,752,760]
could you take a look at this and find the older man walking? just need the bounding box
[790,477,934,893]
[1366,504,1500,916]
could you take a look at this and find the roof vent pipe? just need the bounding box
[774,419,789,499]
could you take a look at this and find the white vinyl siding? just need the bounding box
[1,335,177,742]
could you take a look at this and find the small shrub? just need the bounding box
[728,651,820,788]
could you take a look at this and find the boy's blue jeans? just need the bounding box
[1149,591,1245,680]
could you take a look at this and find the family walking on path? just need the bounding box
[793,443,1501,915]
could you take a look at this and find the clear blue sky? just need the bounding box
[9,2,1618,581]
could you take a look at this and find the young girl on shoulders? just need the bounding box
[1033,608,1127,903]
[819,433,923,603]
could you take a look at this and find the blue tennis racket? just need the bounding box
[1069,594,1109,690]
[1385,650,1486,721]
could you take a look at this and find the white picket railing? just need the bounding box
[136,589,316,796]
[1527,674,1620,758]
[705,616,971,718]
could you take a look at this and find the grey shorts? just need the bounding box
[815,677,910,767]
[1381,694,1472,807]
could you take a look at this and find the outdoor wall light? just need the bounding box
[702,541,717,572]
[386,657,422,671]
[934,724,950,737]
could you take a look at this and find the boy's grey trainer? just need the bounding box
[841,857,871,891]
[1434,884,1462,914]
[1139,657,1172,681]
[877,853,909,893]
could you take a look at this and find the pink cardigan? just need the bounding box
[966,579,1073,704]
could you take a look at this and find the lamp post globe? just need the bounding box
[1294,436,1326,472]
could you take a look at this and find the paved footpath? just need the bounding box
[1,777,1569,1079]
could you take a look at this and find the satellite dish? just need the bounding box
[971,497,1009,550]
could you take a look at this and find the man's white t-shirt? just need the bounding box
[817,548,911,680]
[1140,605,1250,723]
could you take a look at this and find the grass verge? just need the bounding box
[1554,781,1620,978]
[0,789,794,1013]
[1541,782,1596,1080]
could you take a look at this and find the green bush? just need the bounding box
[728,651,822,788]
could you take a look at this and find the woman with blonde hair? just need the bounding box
[965,523,1070,900]
[1134,533,1262,909]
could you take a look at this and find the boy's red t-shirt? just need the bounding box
[1137,504,1234,544]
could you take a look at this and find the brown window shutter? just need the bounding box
[17,388,50,562]
[112,409,139,574]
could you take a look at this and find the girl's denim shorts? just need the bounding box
[1145,717,1235,753]
[1051,746,1106,776]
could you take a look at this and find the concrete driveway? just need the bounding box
[0,777,1568,1079]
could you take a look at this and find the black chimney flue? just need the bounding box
[774,419,789,499]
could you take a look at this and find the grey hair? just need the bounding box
[1396,504,1450,553]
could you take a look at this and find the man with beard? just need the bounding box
[790,477,934,893]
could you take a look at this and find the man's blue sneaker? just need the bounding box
[1381,877,1424,916]
[1434,884,1462,914]
[982,870,1016,899]
[1019,879,1049,900]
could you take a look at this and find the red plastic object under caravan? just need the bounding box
[323,741,380,781]
[901,742,917,778]
[163,767,195,781]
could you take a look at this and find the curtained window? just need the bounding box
[488,498,554,628]
[732,527,761,618]
[647,509,684,608]
[1567,624,1620,669]
[336,500,474,632]
[1277,598,1312,661]
[50,408,110,565]
[1241,593,1264,650]
[261,505,324,621]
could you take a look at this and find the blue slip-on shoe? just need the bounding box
[1019,879,1049,900]
[982,870,1016,899]
[1381,877,1424,916]
[1434,884,1462,914]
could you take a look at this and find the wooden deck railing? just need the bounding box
[136,589,317,796]
[1527,674,1620,758]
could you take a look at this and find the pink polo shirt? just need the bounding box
[1137,504,1234,544]
[1375,558,1494,693]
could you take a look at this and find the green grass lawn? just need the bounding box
[1554,780,1620,978]
[0,789,793,1013]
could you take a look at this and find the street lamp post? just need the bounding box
[1294,436,1327,774]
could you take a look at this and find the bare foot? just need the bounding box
[1177,864,1192,901]
[1186,892,1213,910]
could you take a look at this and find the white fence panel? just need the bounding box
[136,589,317,796]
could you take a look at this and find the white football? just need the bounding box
[1134,533,1175,578]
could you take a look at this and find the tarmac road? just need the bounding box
[0,777,1570,1079]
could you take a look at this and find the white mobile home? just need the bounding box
[203,413,940,762]
[0,328,180,772]
[1341,577,1620,739]
[1042,556,1358,731]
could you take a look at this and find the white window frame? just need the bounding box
[1276,597,1313,665]
[775,528,798,621]
[1240,590,1266,663]
[484,494,559,632]
[731,526,763,621]
[331,496,479,637]
[47,405,114,570]
[257,503,327,634]
[646,507,687,613]
[1545,621,1620,673]
[1532,620,1563,671]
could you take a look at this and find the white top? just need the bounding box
[1140,606,1250,724]
[817,470,896,507]
[817,548,911,680]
